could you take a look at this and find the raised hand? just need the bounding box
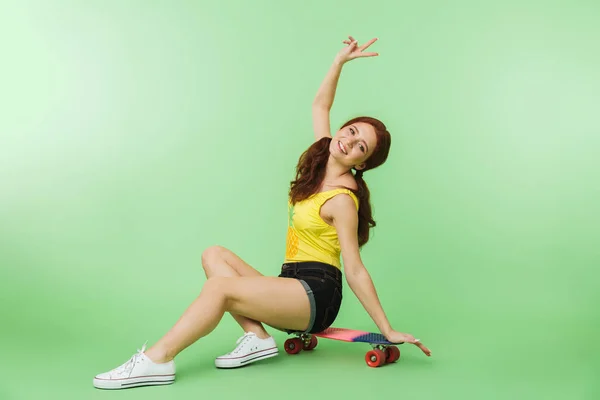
[335,36,379,65]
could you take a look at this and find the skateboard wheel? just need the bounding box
[365,349,386,367]
[385,346,400,363]
[303,336,318,351]
[284,338,303,354]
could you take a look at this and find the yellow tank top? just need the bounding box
[284,188,359,269]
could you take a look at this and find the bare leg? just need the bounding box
[144,276,310,363]
[199,246,270,339]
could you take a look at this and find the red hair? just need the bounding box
[289,116,391,248]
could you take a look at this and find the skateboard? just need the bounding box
[284,327,403,367]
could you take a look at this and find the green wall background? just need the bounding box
[1,1,598,399]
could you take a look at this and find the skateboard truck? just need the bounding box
[364,343,400,367]
[284,333,318,354]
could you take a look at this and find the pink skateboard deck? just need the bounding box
[314,327,402,344]
[284,327,403,367]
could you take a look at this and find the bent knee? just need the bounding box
[201,245,227,269]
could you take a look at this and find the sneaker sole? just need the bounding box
[93,374,175,390]
[215,348,279,369]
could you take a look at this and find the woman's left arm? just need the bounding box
[327,194,432,356]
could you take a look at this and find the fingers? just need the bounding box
[399,332,431,357]
[342,36,377,45]
[341,37,379,57]
[343,35,356,45]
[343,35,358,45]
[358,52,379,58]
[346,41,359,54]
[414,341,432,356]
[359,37,378,51]
[342,40,358,48]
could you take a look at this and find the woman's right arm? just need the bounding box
[326,193,432,357]
[312,59,344,141]
[312,36,379,142]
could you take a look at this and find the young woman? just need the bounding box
[93,36,431,390]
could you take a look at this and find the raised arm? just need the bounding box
[312,36,380,142]
[311,61,341,141]
[324,193,432,357]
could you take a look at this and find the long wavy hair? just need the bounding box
[289,116,392,248]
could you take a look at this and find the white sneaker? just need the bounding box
[93,343,176,390]
[215,332,279,368]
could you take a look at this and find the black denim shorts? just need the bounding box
[278,261,343,334]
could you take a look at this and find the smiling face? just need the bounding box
[329,122,378,170]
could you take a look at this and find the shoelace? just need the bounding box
[112,342,148,377]
[230,332,255,354]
